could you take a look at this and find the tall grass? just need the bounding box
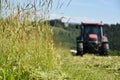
[0,0,65,79]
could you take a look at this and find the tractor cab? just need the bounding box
[76,22,109,56]
[81,23,103,42]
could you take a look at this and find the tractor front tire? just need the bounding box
[77,43,83,56]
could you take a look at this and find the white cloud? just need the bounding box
[50,13,64,19]
[50,13,97,23]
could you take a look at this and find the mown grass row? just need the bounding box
[54,47,120,80]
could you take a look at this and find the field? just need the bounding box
[0,18,120,80]
[55,47,120,80]
[53,27,120,80]
[0,0,120,79]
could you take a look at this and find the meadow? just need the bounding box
[0,0,120,80]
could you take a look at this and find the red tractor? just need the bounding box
[76,22,109,56]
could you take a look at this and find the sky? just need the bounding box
[50,0,120,24]
[2,0,119,24]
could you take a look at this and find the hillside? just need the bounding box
[103,24,120,51]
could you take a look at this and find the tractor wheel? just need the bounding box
[100,43,109,56]
[77,50,83,56]
[77,43,83,56]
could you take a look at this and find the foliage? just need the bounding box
[0,16,67,79]
[52,26,79,48]
[0,0,65,79]
[103,24,120,51]
[49,19,65,28]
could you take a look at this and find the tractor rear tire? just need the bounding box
[100,43,109,56]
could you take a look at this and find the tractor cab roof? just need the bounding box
[81,22,104,26]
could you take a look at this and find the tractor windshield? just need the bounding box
[83,26,102,41]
